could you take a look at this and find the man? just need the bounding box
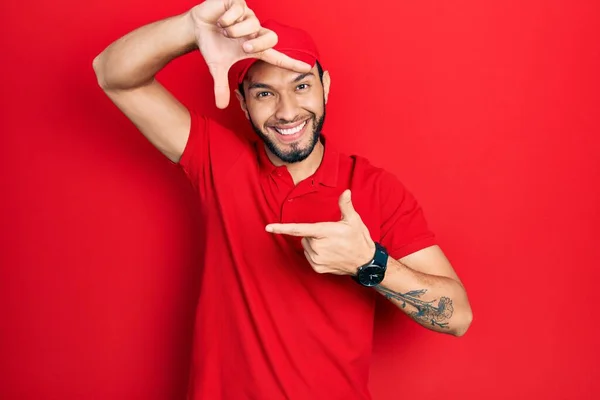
[93,0,473,398]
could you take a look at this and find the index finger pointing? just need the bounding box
[265,223,322,237]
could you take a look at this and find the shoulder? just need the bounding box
[187,108,254,151]
[179,109,255,180]
[343,152,424,225]
[342,152,408,197]
[343,153,436,258]
[188,108,239,136]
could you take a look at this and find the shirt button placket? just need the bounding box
[281,196,295,222]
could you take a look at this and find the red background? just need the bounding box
[2,0,599,398]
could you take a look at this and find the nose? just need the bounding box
[274,92,300,123]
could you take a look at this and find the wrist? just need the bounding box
[181,11,200,50]
[353,242,388,287]
[355,238,376,270]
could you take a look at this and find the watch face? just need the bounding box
[358,265,385,286]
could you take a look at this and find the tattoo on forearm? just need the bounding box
[376,287,454,329]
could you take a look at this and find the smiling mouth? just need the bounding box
[270,120,308,136]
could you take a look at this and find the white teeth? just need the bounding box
[275,121,306,135]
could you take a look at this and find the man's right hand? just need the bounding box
[190,0,312,109]
[93,0,310,164]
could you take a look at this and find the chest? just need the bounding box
[205,156,382,255]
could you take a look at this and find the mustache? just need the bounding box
[267,114,315,126]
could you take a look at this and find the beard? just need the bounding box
[249,102,326,164]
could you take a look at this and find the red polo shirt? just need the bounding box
[179,109,437,400]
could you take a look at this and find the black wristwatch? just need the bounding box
[354,242,389,287]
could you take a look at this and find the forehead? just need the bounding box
[245,60,318,86]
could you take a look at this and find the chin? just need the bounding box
[268,127,319,164]
[249,110,325,164]
[269,142,314,164]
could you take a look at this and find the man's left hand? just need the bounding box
[265,190,376,275]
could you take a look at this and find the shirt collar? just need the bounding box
[256,134,339,187]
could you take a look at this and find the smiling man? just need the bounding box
[93,1,473,399]
[236,49,330,180]
[240,62,326,165]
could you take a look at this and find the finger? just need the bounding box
[303,250,319,269]
[218,2,246,27]
[257,48,312,73]
[242,29,311,72]
[301,237,317,256]
[301,239,317,264]
[265,223,324,237]
[338,189,357,221]
[207,63,230,109]
[303,249,326,272]
[223,16,260,38]
[241,28,278,53]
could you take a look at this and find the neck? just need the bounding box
[266,140,325,185]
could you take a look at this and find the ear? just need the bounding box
[235,88,250,120]
[322,70,331,104]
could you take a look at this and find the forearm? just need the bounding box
[376,258,472,336]
[93,11,197,90]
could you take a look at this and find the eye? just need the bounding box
[256,91,272,98]
[296,83,310,91]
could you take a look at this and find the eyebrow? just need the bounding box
[292,72,315,83]
[248,72,315,91]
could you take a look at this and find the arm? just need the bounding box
[92,12,196,163]
[92,0,311,163]
[376,246,472,337]
[265,190,473,337]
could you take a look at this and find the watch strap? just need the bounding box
[372,242,389,270]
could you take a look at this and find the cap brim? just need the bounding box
[236,50,317,85]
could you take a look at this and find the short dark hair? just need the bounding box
[238,60,325,100]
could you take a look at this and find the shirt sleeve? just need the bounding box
[378,171,437,260]
[178,108,209,189]
[177,108,250,193]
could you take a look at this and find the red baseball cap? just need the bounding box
[234,20,320,85]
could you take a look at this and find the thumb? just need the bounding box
[208,63,231,109]
[338,189,357,221]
